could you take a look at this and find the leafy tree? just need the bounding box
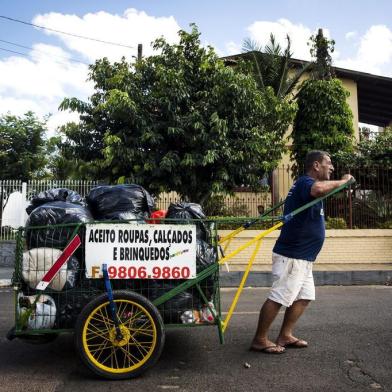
[359,126,371,142]
[242,33,310,99]
[59,25,296,203]
[291,30,354,172]
[358,126,392,166]
[291,78,354,171]
[0,112,47,180]
[335,126,392,168]
[45,135,80,179]
[309,28,335,80]
[331,127,392,229]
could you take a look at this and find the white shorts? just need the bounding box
[268,252,315,307]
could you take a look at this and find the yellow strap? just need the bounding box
[223,237,232,254]
[218,221,283,332]
[218,221,283,266]
[219,226,245,244]
[222,238,263,332]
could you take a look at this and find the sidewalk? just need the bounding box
[220,263,392,286]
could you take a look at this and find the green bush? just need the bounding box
[203,195,250,217]
[325,217,348,229]
[377,220,392,229]
[203,195,227,216]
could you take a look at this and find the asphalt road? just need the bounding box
[1,286,392,392]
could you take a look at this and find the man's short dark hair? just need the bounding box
[305,150,330,172]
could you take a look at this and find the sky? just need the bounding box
[0,0,391,134]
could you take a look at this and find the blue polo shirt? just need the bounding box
[273,175,325,262]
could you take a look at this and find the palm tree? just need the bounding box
[242,33,310,100]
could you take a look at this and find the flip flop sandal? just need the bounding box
[249,345,286,354]
[282,339,308,349]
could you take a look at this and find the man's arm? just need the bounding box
[310,174,354,198]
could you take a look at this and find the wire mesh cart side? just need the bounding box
[10,219,223,379]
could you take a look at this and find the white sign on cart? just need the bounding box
[85,223,197,279]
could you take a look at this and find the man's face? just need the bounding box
[315,155,334,180]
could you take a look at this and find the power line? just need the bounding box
[0,38,89,65]
[0,47,32,57]
[0,46,88,67]
[0,15,135,49]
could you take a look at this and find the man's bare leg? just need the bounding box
[250,299,285,353]
[276,299,310,347]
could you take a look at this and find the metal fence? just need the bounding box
[155,190,272,217]
[1,166,391,240]
[272,165,392,229]
[0,180,101,240]
[27,180,100,199]
[325,166,392,229]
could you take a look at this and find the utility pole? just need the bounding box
[137,44,142,61]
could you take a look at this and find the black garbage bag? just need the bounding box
[86,184,155,220]
[53,288,101,329]
[25,201,92,249]
[196,239,217,272]
[26,188,83,215]
[103,211,140,221]
[166,202,209,241]
[195,239,217,302]
[139,279,197,324]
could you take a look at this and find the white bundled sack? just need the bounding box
[18,294,57,329]
[22,247,77,291]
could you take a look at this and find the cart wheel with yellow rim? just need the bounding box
[74,290,165,380]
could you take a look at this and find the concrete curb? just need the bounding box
[0,279,12,288]
[219,270,392,287]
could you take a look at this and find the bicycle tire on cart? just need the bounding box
[75,290,165,379]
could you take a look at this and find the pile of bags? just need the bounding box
[19,186,217,329]
[86,184,155,221]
